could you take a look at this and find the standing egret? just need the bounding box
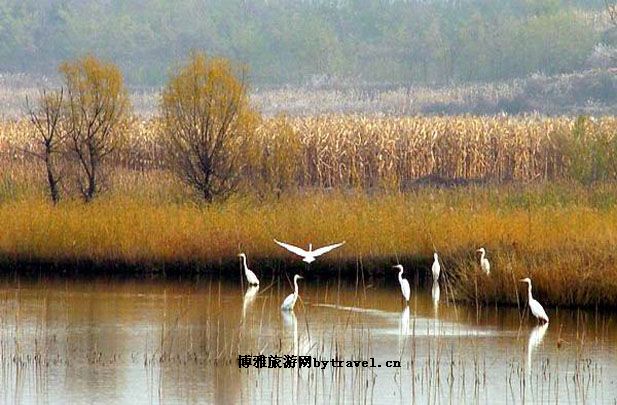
[273,239,345,264]
[476,248,491,275]
[281,275,303,311]
[520,278,549,324]
[238,253,259,286]
[393,265,410,303]
[431,252,441,282]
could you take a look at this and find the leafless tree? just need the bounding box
[26,89,65,204]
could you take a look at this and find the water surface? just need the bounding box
[0,276,615,404]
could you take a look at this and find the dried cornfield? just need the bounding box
[2,115,617,192]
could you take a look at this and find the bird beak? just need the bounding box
[298,276,304,279]
[519,279,525,283]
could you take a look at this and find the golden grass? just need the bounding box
[1,114,617,306]
[0,185,616,306]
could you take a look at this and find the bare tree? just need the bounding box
[26,89,65,204]
[61,55,130,202]
[161,53,258,201]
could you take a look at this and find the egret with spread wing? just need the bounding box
[273,239,345,264]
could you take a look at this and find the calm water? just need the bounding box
[0,275,615,404]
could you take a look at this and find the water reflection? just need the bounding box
[399,305,410,336]
[242,285,259,320]
[431,282,440,315]
[0,277,614,404]
[526,323,549,378]
[281,310,298,353]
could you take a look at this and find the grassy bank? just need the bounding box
[0,185,616,306]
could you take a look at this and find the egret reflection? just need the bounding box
[526,323,549,381]
[242,285,259,320]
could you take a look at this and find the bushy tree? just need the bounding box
[60,55,130,202]
[160,53,258,202]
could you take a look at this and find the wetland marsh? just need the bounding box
[0,275,615,404]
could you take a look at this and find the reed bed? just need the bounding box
[2,115,617,191]
[0,186,616,306]
[1,115,617,306]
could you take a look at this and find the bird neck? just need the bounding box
[527,283,533,302]
[480,252,485,260]
[294,277,299,295]
[398,269,404,282]
[242,256,248,272]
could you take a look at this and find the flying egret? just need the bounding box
[281,274,303,311]
[393,265,410,303]
[432,252,441,282]
[238,253,259,286]
[273,239,345,264]
[476,248,491,275]
[520,278,549,324]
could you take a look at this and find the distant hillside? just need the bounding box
[0,0,614,86]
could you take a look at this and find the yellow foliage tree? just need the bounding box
[60,55,130,202]
[160,53,259,202]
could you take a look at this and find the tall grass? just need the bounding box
[3,115,617,191]
[1,115,617,306]
[0,185,616,306]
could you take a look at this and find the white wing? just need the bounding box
[530,299,549,323]
[400,279,411,301]
[481,258,491,275]
[311,241,346,257]
[274,239,310,257]
[281,293,297,311]
[245,269,260,286]
[432,260,440,280]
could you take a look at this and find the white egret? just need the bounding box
[393,265,410,303]
[520,278,549,324]
[431,252,441,282]
[273,239,345,264]
[281,274,303,311]
[238,253,259,286]
[476,248,491,275]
